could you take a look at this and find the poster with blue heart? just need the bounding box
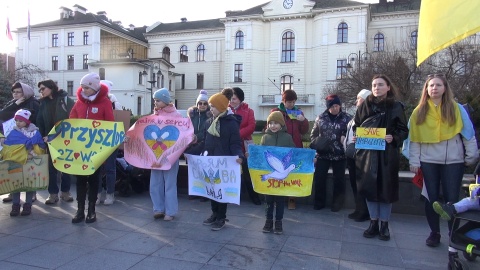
[47,119,125,175]
[184,154,241,205]
[247,145,316,196]
[124,114,194,170]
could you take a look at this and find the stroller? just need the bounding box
[448,181,480,270]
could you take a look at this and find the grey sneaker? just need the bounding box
[203,213,217,225]
[60,192,74,202]
[45,194,59,205]
[274,220,283,235]
[103,193,115,205]
[433,201,456,221]
[211,219,225,231]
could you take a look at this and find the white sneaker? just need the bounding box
[96,192,105,205]
[104,193,115,205]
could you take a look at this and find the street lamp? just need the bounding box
[346,50,370,70]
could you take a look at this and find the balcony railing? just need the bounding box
[259,94,315,106]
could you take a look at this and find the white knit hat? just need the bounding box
[196,90,208,104]
[14,109,32,125]
[80,73,101,91]
[357,89,372,100]
[100,80,113,93]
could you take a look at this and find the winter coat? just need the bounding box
[271,104,309,148]
[260,126,296,148]
[230,102,255,152]
[0,83,40,131]
[36,90,74,136]
[353,97,408,203]
[187,105,212,143]
[69,84,114,121]
[0,123,46,164]
[310,110,351,161]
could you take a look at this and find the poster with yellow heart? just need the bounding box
[47,119,125,175]
[124,113,194,170]
[0,154,49,195]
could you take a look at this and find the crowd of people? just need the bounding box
[1,72,478,262]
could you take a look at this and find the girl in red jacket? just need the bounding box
[70,73,114,224]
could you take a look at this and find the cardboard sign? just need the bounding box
[114,110,131,150]
[0,154,49,195]
[355,127,387,150]
[47,119,124,175]
[185,154,241,205]
[124,113,194,170]
[247,145,316,197]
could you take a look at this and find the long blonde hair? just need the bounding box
[415,74,456,125]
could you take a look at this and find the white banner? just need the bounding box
[185,154,241,205]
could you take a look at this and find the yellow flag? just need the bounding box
[417,0,480,66]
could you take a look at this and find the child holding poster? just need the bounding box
[0,109,46,216]
[259,111,296,234]
[69,73,114,224]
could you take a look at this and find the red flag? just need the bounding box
[6,17,13,41]
[27,10,31,41]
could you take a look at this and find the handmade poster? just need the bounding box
[247,145,316,196]
[47,119,124,175]
[286,109,302,120]
[0,154,49,195]
[2,118,15,137]
[355,127,387,150]
[185,154,241,205]
[114,110,131,150]
[124,113,194,170]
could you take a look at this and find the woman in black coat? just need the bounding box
[353,74,408,241]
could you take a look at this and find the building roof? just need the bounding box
[370,0,421,14]
[17,10,148,42]
[147,19,224,34]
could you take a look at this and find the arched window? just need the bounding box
[374,33,385,52]
[410,30,418,49]
[162,47,170,62]
[235,31,244,49]
[180,45,188,62]
[281,31,295,63]
[337,22,348,43]
[196,44,205,61]
[281,75,293,91]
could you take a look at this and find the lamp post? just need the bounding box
[346,50,370,70]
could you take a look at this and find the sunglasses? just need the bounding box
[197,102,208,106]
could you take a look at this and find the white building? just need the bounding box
[15,0,421,119]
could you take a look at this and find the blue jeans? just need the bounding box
[366,200,392,221]
[48,157,71,194]
[313,158,346,208]
[265,195,285,220]
[12,191,34,204]
[149,160,179,216]
[98,149,117,194]
[421,162,465,233]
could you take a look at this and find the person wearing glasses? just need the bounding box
[408,74,478,248]
[0,82,40,203]
[186,90,212,201]
[36,79,75,205]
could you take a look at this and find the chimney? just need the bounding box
[73,4,87,15]
[129,24,135,31]
[97,11,108,20]
[59,6,73,20]
[180,17,187,22]
[113,21,122,26]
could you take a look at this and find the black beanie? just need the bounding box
[325,94,341,109]
[232,87,245,102]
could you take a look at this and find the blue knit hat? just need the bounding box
[153,88,171,104]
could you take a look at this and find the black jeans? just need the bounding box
[76,169,101,206]
[314,158,346,208]
[347,157,368,215]
[265,195,286,220]
[211,200,227,220]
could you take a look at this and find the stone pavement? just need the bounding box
[0,189,477,270]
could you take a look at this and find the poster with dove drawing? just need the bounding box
[124,113,194,170]
[247,145,316,196]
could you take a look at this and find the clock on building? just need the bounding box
[283,0,293,9]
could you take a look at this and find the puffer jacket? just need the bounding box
[69,84,114,121]
[260,125,296,148]
[310,110,351,160]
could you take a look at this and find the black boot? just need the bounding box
[72,203,85,223]
[86,202,96,223]
[363,220,379,238]
[379,221,390,241]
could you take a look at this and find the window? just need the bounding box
[67,55,74,70]
[52,34,58,47]
[109,49,118,59]
[137,97,142,115]
[83,31,89,45]
[162,47,170,62]
[99,68,105,80]
[52,56,58,71]
[281,31,295,63]
[410,30,417,49]
[281,75,293,91]
[156,74,160,88]
[234,64,243,82]
[161,74,165,88]
[196,73,204,89]
[337,22,348,43]
[82,54,88,69]
[67,81,74,96]
[196,44,205,61]
[67,32,74,46]
[336,59,348,79]
[180,45,188,62]
[235,31,244,49]
[138,72,143,84]
[374,33,385,52]
[181,74,185,89]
